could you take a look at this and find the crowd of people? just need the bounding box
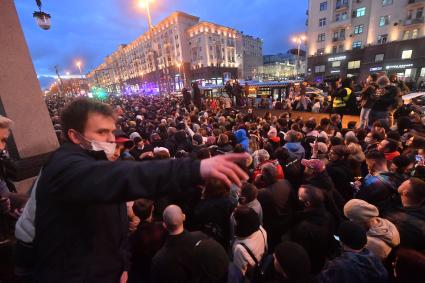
[0,72,424,283]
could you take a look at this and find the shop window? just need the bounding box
[402,50,412,59]
[348,60,361,69]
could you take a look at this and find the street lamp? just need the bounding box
[76,61,83,79]
[292,34,307,77]
[33,0,51,30]
[137,0,162,95]
[138,0,154,29]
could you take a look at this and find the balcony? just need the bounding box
[404,17,425,26]
[332,37,346,42]
[335,3,349,10]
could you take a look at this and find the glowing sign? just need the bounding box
[370,67,383,72]
[385,64,413,70]
[328,55,347,62]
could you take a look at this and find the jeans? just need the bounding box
[359,107,371,129]
[368,110,389,129]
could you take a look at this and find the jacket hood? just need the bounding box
[234,129,248,142]
[285,142,304,153]
[368,217,400,247]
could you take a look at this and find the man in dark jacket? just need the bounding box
[326,145,355,201]
[369,76,400,129]
[383,178,425,250]
[150,205,208,283]
[285,185,335,274]
[17,98,248,283]
[318,221,388,283]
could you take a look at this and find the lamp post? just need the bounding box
[292,34,306,77]
[138,0,162,95]
[76,61,83,79]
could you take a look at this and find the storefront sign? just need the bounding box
[370,67,383,72]
[330,70,340,73]
[385,64,413,70]
[328,55,347,62]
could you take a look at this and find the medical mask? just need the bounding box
[90,140,117,158]
[76,132,116,159]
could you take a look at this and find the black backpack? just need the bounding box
[239,229,271,283]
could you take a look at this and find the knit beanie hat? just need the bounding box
[274,242,311,280]
[338,221,367,250]
[344,199,379,223]
[194,238,229,281]
[234,206,260,238]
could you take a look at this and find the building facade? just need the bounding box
[306,0,425,83]
[87,11,263,93]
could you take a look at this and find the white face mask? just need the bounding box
[76,132,117,159]
[90,140,117,158]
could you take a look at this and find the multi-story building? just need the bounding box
[242,34,264,80]
[306,0,425,83]
[87,11,263,93]
[260,50,307,80]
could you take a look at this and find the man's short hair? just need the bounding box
[0,116,13,129]
[240,182,258,203]
[60,98,114,140]
[300,185,324,207]
[305,119,317,131]
[132,199,154,222]
[385,138,399,152]
[408,178,425,205]
[366,150,386,162]
[371,131,385,142]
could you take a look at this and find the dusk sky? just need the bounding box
[15,0,307,84]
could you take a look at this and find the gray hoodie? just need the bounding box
[367,217,400,260]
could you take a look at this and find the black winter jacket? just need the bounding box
[34,143,202,283]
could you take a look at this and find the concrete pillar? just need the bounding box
[0,0,59,192]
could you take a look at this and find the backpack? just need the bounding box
[239,229,271,283]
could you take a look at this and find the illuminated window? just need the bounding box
[402,50,412,59]
[382,0,393,6]
[315,65,326,73]
[412,29,419,39]
[354,25,364,34]
[348,60,361,69]
[375,54,385,62]
[403,30,410,40]
[332,61,341,67]
[355,7,366,17]
[352,41,362,49]
[379,16,390,27]
[377,34,388,44]
[420,67,425,77]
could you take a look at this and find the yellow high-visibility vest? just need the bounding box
[333,88,352,108]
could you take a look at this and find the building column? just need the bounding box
[0,0,59,192]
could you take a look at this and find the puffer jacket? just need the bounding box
[366,217,400,260]
[283,142,305,161]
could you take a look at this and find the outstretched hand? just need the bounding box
[200,153,249,188]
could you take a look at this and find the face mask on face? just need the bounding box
[76,132,117,159]
[90,140,117,158]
